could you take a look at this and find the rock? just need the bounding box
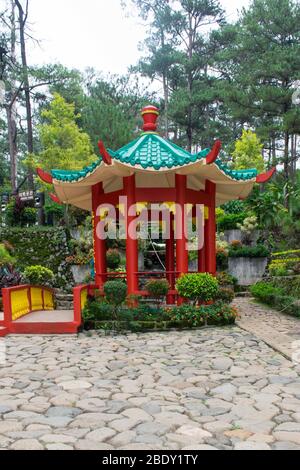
[0,406,13,415]
[275,422,300,432]
[40,434,77,444]
[136,422,172,436]
[60,381,92,391]
[75,440,115,450]
[85,428,116,442]
[234,442,271,450]
[46,407,81,418]
[212,358,233,371]
[0,421,23,434]
[224,429,253,440]
[109,431,136,447]
[122,408,152,422]
[182,445,219,450]
[211,383,236,400]
[273,431,300,445]
[46,444,73,450]
[10,439,44,450]
[176,425,212,440]
[273,441,300,450]
[203,421,232,433]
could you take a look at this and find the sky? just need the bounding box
[21,0,250,75]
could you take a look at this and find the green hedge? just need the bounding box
[83,298,238,332]
[250,281,300,318]
[0,227,73,288]
[229,244,269,258]
[217,213,249,231]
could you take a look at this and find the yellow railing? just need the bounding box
[2,286,55,322]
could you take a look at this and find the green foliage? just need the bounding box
[0,227,72,288]
[145,278,170,299]
[222,200,246,215]
[229,244,269,258]
[106,249,121,270]
[104,281,127,307]
[32,93,98,172]
[83,298,238,330]
[216,287,235,304]
[166,302,238,327]
[250,282,284,301]
[0,243,15,267]
[232,130,265,172]
[23,265,55,287]
[216,272,238,287]
[217,213,249,231]
[5,198,37,227]
[251,281,300,318]
[176,273,219,303]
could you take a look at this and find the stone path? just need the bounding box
[235,298,300,361]
[0,327,300,450]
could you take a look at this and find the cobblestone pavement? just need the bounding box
[235,298,300,360]
[0,326,300,450]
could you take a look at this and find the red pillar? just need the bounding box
[176,174,189,305]
[124,175,138,296]
[198,247,206,273]
[92,183,107,289]
[166,212,175,304]
[204,180,217,275]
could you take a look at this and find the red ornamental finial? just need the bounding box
[141,105,159,132]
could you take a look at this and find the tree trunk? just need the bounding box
[6,103,18,192]
[7,0,18,192]
[15,0,34,189]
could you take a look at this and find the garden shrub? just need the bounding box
[217,272,238,287]
[23,265,55,287]
[250,282,283,302]
[229,244,269,258]
[106,249,121,270]
[176,273,219,303]
[216,287,235,304]
[104,280,127,321]
[222,200,246,215]
[145,279,170,304]
[0,243,15,266]
[217,213,249,231]
[83,298,238,331]
[217,248,229,270]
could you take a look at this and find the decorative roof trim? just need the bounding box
[256,167,276,183]
[50,193,63,205]
[37,168,53,184]
[98,141,112,166]
[206,140,222,165]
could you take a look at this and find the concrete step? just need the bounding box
[56,294,74,302]
[236,291,252,298]
[56,301,74,310]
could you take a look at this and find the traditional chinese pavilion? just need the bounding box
[37,106,275,304]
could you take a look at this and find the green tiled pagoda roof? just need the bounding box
[109,134,210,170]
[51,133,258,183]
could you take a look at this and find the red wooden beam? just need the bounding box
[206,140,222,165]
[37,168,53,184]
[50,193,63,205]
[256,167,276,184]
[98,141,112,166]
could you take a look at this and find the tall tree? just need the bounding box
[213,0,300,181]
[15,0,34,187]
